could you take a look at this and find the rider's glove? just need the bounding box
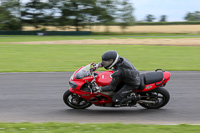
[90,63,98,72]
[90,67,96,72]
[97,63,103,68]
[90,63,103,72]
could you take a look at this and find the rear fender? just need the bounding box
[163,71,171,82]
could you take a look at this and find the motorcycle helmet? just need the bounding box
[101,50,119,69]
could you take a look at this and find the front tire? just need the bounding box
[139,87,170,109]
[63,90,92,109]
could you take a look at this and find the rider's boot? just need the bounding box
[113,99,122,107]
[120,93,139,106]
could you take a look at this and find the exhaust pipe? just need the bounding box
[138,100,156,104]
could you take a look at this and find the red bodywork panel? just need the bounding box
[96,71,114,86]
[69,70,114,104]
[69,87,113,104]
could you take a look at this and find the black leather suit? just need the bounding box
[101,57,140,103]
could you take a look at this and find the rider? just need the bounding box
[94,50,140,106]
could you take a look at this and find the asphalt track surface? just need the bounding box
[0,71,200,124]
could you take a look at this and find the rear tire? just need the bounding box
[63,90,92,109]
[139,87,170,109]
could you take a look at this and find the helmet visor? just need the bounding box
[102,59,113,68]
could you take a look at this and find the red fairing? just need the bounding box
[69,87,113,104]
[96,71,114,86]
[69,66,94,91]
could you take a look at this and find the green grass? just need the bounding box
[0,44,200,72]
[0,34,200,43]
[0,122,199,133]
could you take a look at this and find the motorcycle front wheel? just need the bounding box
[139,87,170,109]
[63,90,92,109]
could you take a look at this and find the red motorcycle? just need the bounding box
[63,63,171,109]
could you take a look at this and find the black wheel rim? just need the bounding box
[144,92,166,108]
[67,93,91,108]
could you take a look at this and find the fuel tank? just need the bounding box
[95,71,114,86]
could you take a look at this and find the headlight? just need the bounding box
[69,81,78,89]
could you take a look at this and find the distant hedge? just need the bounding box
[0,31,91,35]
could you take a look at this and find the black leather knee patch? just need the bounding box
[112,93,123,103]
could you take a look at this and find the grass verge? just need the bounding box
[0,44,200,72]
[0,34,200,43]
[0,122,200,133]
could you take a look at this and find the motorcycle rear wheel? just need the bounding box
[63,90,92,109]
[139,87,170,109]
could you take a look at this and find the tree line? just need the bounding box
[1,0,200,31]
[144,12,200,22]
[0,0,134,31]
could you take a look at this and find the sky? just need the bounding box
[21,0,200,22]
[131,0,200,22]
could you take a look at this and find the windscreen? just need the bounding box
[74,64,91,79]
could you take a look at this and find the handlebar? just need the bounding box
[90,63,102,73]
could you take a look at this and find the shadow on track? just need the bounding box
[60,107,170,116]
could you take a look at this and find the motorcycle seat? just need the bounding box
[138,74,145,90]
[144,72,163,84]
[138,72,163,90]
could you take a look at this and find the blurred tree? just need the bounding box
[48,0,117,31]
[117,0,135,32]
[21,0,49,29]
[97,0,116,23]
[58,0,96,31]
[2,0,21,16]
[185,11,200,21]
[1,0,135,31]
[160,15,167,22]
[145,14,156,22]
[0,1,21,30]
[95,0,116,32]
